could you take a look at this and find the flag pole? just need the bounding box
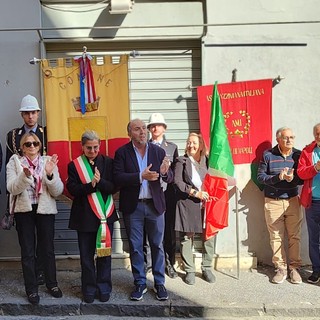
[235,185,240,279]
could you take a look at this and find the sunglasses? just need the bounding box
[85,145,99,151]
[24,141,40,148]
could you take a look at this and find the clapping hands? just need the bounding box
[142,164,159,181]
[91,167,101,188]
[45,154,59,176]
[160,157,170,175]
[279,167,294,182]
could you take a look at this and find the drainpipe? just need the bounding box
[201,0,209,85]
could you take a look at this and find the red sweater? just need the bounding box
[297,141,319,208]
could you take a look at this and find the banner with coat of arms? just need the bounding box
[41,55,130,187]
[197,79,273,165]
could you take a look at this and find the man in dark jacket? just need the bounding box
[114,118,173,301]
[257,126,303,285]
[6,95,46,163]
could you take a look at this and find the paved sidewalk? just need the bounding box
[0,263,320,318]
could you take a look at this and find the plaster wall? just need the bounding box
[203,0,320,265]
[0,0,42,257]
[41,0,204,40]
[0,0,319,267]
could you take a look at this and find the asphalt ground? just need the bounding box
[0,262,320,319]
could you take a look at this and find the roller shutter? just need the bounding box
[45,40,201,255]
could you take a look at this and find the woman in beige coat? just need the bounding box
[6,132,63,305]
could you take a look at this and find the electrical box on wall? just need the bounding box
[109,0,134,14]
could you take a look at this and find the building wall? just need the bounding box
[40,0,204,40]
[0,0,319,266]
[0,0,42,258]
[203,0,320,264]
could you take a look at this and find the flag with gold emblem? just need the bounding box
[42,55,130,188]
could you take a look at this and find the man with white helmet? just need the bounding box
[6,95,47,163]
[145,113,179,278]
[5,94,47,285]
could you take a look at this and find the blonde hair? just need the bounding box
[184,132,207,157]
[20,132,42,151]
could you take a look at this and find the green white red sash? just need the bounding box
[73,155,114,257]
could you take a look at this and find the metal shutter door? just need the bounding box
[46,40,201,256]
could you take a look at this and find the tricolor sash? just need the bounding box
[73,155,114,257]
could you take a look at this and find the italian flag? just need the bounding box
[203,82,235,240]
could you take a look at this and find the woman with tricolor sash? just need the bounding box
[66,130,118,303]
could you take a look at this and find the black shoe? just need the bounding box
[308,271,320,284]
[202,269,216,283]
[48,286,63,298]
[100,293,110,302]
[37,272,45,285]
[28,292,40,305]
[166,265,178,279]
[184,272,195,285]
[83,294,95,303]
[154,284,168,301]
[130,284,147,301]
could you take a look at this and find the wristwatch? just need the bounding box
[192,190,198,197]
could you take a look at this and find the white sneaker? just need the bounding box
[272,268,287,284]
[290,268,302,284]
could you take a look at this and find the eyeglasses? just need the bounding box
[280,136,295,141]
[85,145,99,151]
[23,141,40,148]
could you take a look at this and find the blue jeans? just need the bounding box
[306,201,320,272]
[77,224,114,297]
[124,201,165,286]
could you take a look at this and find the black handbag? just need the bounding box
[1,196,17,230]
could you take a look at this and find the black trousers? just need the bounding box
[15,206,58,295]
[77,224,114,297]
[7,194,44,276]
[163,187,177,266]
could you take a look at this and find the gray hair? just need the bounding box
[81,130,100,145]
[313,123,320,135]
[127,121,132,134]
[127,118,144,134]
[276,126,293,138]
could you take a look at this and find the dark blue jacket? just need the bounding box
[257,145,302,199]
[113,142,173,215]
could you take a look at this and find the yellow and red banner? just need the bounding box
[42,55,130,186]
[197,79,273,165]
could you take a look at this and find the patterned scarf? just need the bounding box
[20,155,44,197]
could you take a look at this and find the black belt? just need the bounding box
[266,196,297,200]
[138,198,153,204]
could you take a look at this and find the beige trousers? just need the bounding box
[264,196,303,270]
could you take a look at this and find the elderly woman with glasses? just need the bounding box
[66,130,118,304]
[6,132,64,305]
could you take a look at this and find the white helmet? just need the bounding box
[147,113,167,129]
[19,94,41,112]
